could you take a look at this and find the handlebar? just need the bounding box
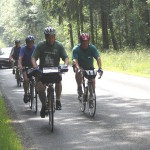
[78,68,103,79]
[27,66,68,78]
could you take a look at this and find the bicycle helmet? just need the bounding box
[15,39,20,43]
[44,26,56,35]
[25,35,35,43]
[80,33,90,42]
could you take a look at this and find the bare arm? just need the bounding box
[18,56,23,69]
[31,57,38,68]
[73,59,80,69]
[9,48,14,60]
[64,57,69,66]
[96,57,102,69]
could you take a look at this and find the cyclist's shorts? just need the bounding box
[40,73,62,84]
[84,70,97,80]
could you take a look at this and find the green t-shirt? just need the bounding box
[72,44,100,69]
[32,41,68,67]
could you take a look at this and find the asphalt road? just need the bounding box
[0,68,150,150]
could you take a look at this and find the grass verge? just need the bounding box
[101,48,150,78]
[0,96,23,150]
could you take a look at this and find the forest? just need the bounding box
[0,0,150,51]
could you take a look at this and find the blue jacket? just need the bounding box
[19,45,35,67]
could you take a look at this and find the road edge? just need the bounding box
[0,83,38,150]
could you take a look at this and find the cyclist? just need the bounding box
[31,26,69,118]
[18,35,36,103]
[9,39,21,74]
[72,33,103,98]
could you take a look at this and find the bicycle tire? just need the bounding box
[47,91,54,132]
[79,97,85,112]
[79,85,87,112]
[19,72,22,87]
[29,78,38,113]
[34,88,38,113]
[32,81,37,113]
[16,70,21,87]
[29,80,34,109]
[88,84,96,117]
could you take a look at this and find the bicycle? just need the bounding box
[27,68,38,113]
[78,69,102,117]
[13,61,22,87]
[29,65,68,132]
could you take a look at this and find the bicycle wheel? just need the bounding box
[34,88,38,113]
[29,80,34,109]
[88,84,96,117]
[79,86,87,112]
[48,91,54,132]
[18,72,22,87]
[32,80,38,113]
[16,70,21,87]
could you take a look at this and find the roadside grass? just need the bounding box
[101,48,150,78]
[0,97,23,150]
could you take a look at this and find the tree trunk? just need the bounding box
[76,0,81,42]
[108,16,118,50]
[89,3,95,44]
[79,0,84,32]
[129,0,136,47]
[140,0,150,47]
[101,8,109,50]
[68,22,74,49]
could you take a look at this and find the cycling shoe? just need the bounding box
[23,94,29,103]
[40,106,46,118]
[56,101,62,110]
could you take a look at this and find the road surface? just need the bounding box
[0,67,150,150]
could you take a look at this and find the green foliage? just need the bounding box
[0,40,6,48]
[0,0,149,48]
[0,97,23,150]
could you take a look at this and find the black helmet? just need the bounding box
[44,26,56,35]
[15,39,20,43]
[25,35,35,43]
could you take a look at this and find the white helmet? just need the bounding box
[44,26,56,35]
